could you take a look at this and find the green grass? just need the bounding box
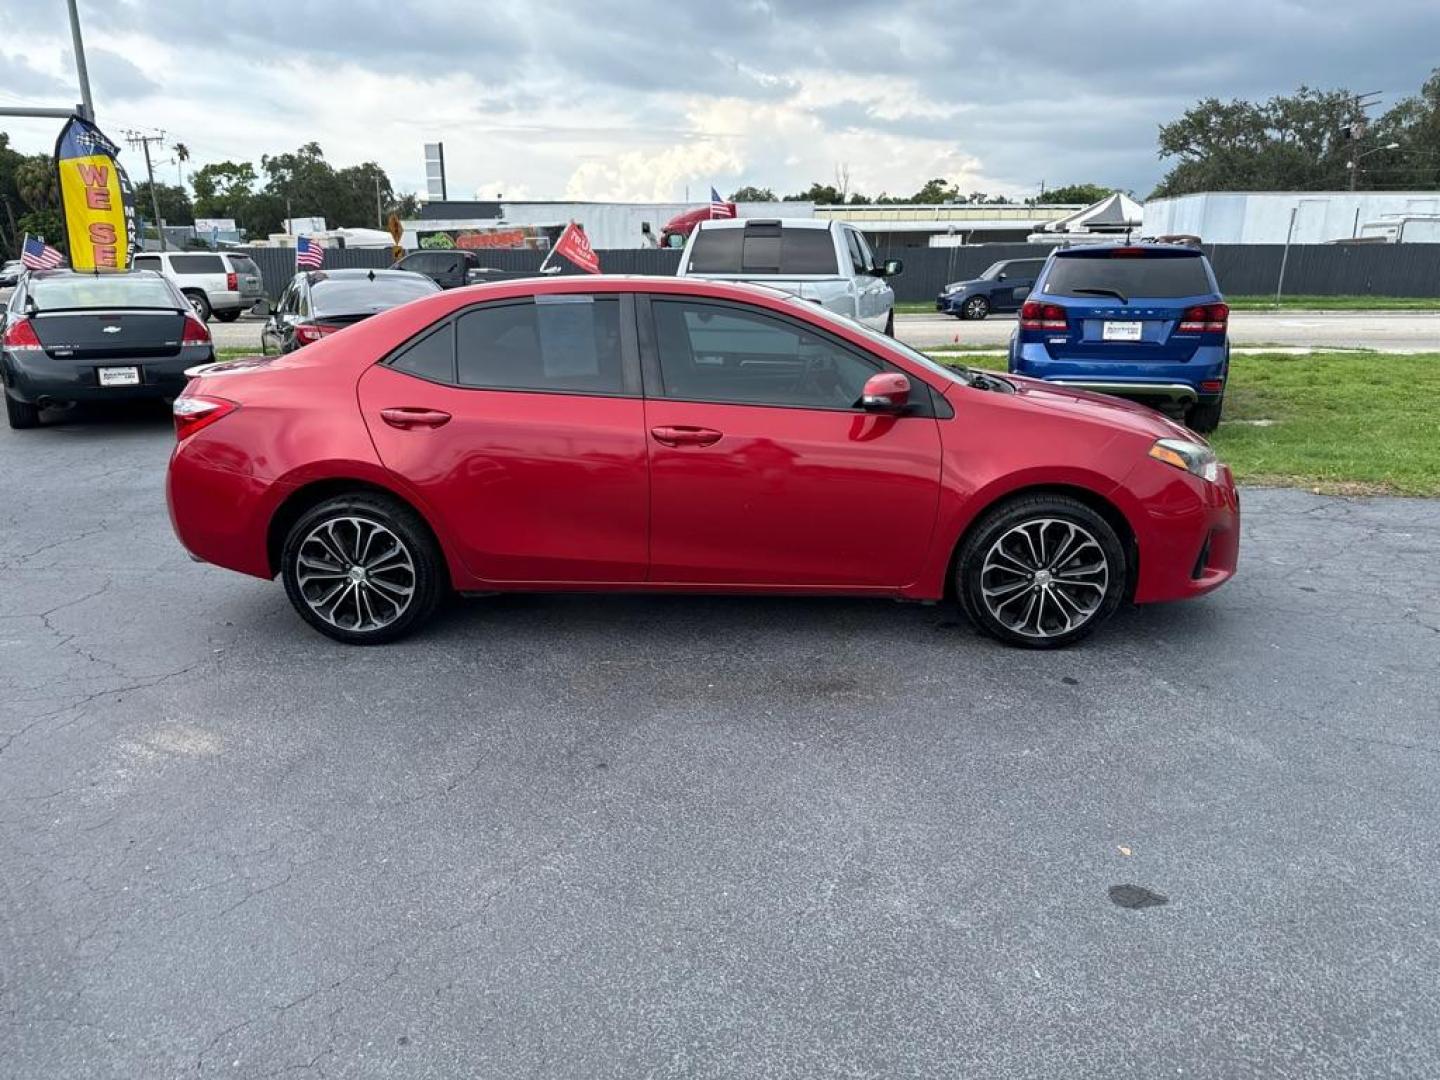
[899,295,1440,315]
[931,350,1440,497]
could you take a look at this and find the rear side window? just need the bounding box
[168,254,226,274]
[1042,253,1213,299]
[456,297,625,395]
[687,225,840,275]
[391,324,456,383]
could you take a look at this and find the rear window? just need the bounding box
[1042,252,1213,300]
[168,254,226,274]
[227,255,260,275]
[687,225,839,275]
[29,275,179,311]
[311,275,438,315]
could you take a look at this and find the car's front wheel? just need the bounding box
[961,295,990,321]
[280,493,446,645]
[956,494,1127,648]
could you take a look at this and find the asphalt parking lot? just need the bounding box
[3,409,1439,1078]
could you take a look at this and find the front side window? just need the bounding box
[651,300,878,410]
[456,296,625,395]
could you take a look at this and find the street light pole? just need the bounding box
[1348,142,1401,192]
[66,0,95,121]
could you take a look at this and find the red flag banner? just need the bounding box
[552,222,600,274]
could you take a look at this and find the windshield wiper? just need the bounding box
[1071,287,1129,304]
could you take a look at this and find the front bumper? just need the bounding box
[935,291,963,313]
[2,346,214,404]
[1123,462,1240,604]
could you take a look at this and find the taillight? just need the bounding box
[1,318,42,350]
[1178,303,1229,333]
[225,271,237,292]
[173,395,238,441]
[1020,300,1068,331]
[181,314,211,344]
[293,322,340,346]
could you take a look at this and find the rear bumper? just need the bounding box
[1010,342,1228,404]
[167,448,288,579]
[206,289,265,313]
[2,346,214,404]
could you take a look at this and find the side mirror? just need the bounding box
[997,272,1008,280]
[881,258,903,278]
[861,372,910,412]
[250,298,272,318]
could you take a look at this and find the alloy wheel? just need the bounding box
[979,518,1109,639]
[294,516,417,633]
[965,297,988,319]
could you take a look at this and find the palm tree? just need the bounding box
[172,142,190,190]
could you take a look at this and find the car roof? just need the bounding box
[1052,241,1205,257]
[300,268,434,283]
[693,217,832,231]
[24,268,163,280]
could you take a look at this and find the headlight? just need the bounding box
[943,282,966,293]
[1148,438,1220,483]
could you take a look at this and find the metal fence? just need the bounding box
[236,242,1440,303]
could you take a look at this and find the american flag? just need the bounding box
[710,187,736,219]
[21,235,64,271]
[295,235,325,269]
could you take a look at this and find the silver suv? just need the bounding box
[132,250,265,322]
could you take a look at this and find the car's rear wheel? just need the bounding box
[961,295,990,321]
[956,494,1127,648]
[1186,397,1223,434]
[280,494,445,645]
[214,309,241,323]
[184,291,212,321]
[5,391,40,430]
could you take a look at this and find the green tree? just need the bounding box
[729,185,776,201]
[784,181,845,203]
[133,181,194,226]
[910,177,959,203]
[1368,68,1440,190]
[1037,183,1116,204]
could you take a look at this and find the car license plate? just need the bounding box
[1102,321,1144,342]
[98,366,141,387]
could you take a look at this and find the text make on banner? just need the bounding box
[54,116,137,272]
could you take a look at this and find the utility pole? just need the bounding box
[125,130,169,251]
[66,0,95,120]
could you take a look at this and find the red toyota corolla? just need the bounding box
[167,276,1238,648]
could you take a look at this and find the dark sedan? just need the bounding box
[2,269,213,429]
[935,257,1046,320]
[259,269,441,354]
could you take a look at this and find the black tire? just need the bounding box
[280,493,446,645]
[884,310,895,337]
[184,291,212,322]
[5,391,40,430]
[955,494,1127,649]
[960,295,990,321]
[214,308,242,323]
[1186,397,1223,434]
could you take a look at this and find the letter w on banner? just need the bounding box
[54,115,137,272]
[547,222,601,274]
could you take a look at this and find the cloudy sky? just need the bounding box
[2,0,1438,204]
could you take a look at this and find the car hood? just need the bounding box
[954,372,1200,443]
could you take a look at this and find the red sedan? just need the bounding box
[167,276,1238,648]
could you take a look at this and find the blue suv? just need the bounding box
[936,257,1046,320]
[1008,243,1229,432]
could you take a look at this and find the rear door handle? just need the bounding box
[380,407,452,430]
[651,425,722,447]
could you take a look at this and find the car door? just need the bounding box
[262,281,297,353]
[995,260,1042,312]
[640,295,943,588]
[356,293,650,583]
[839,227,889,330]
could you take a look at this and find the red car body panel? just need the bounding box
[167,275,1238,608]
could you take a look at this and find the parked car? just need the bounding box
[1008,243,1230,432]
[2,269,213,429]
[258,268,441,353]
[131,250,266,323]
[392,249,509,289]
[677,218,902,334]
[168,275,1238,648]
[0,260,26,288]
[936,257,1047,320]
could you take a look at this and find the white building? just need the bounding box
[1143,191,1440,244]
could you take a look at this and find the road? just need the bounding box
[3,410,1438,1077]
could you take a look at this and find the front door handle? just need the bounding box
[651,425,722,447]
[380,407,452,430]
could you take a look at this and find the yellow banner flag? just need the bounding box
[54,116,136,271]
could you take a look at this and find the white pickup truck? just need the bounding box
[676,218,903,335]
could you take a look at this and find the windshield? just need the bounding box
[311,275,438,316]
[1043,252,1213,299]
[784,297,972,387]
[979,261,1006,280]
[28,274,180,311]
